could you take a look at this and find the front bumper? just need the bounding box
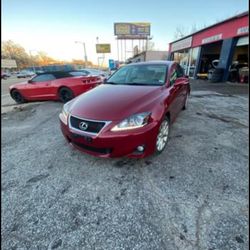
[59,117,159,158]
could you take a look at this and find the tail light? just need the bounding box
[82,76,102,84]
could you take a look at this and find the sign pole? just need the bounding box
[117,38,119,62]
[124,39,127,62]
[96,37,99,69]
[120,39,123,63]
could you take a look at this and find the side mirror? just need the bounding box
[174,78,183,86]
[28,80,33,83]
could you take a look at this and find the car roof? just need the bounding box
[126,60,174,67]
[36,71,78,79]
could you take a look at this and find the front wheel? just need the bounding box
[155,117,170,154]
[58,87,74,103]
[10,90,25,104]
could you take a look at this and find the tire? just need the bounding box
[10,90,25,104]
[58,87,74,103]
[182,93,189,110]
[210,68,224,83]
[155,117,170,154]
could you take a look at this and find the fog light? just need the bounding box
[137,146,144,152]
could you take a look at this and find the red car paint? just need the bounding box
[9,73,101,101]
[60,61,190,158]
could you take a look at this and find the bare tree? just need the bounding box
[173,25,188,39]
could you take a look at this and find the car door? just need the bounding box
[23,74,56,100]
[166,63,185,120]
[175,63,189,110]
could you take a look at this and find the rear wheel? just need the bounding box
[10,90,25,104]
[58,87,74,103]
[155,117,170,154]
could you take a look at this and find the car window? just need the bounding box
[169,67,177,86]
[69,71,88,76]
[176,64,184,77]
[31,74,56,82]
[107,64,167,86]
[79,70,90,75]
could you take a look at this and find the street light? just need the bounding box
[75,41,88,66]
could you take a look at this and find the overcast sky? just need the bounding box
[2,0,249,65]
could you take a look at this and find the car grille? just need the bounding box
[70,115,106,134]
[72,141,112,155]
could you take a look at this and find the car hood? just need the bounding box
[69,84,163,121]
[10,81,28,89]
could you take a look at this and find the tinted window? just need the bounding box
[176,64,184,77]
[31,74,56,82]
[107,64,167,86]
[79,70,90,75]
[69,71,88,76]
[169,69,177,86]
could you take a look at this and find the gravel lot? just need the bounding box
[1,80,249,250]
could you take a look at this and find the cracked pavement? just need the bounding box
[1,80,249,249]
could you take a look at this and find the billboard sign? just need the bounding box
[96,44,111,53]
[114,22,150,38]
[1,59,17,68]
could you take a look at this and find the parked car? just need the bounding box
[17,70,36,78]
[1,71,11,79]
[79,68,109,81]
[59,61,190,158]
[9,71,102,103]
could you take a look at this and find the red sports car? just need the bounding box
[9,71,102,103]
[59,61,190,158]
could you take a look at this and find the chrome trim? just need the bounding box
[69,114,112,137]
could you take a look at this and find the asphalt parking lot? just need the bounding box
[1,79,249,249]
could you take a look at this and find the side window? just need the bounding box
[176,64,184,78]
[82,70,90,75]
[169,68,177,86]
[31,74,56,82]
[69,71,87,76]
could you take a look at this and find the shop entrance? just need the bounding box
[197,41,223,77]
[228,36,248,83]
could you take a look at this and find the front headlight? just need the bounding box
[111,112,151,131]
[59,102,71,125]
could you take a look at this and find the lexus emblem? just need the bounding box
[79,121,88,131]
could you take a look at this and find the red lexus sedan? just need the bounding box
[59,61,190,158]
[9,71,102,103]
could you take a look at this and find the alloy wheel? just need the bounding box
[156,119,169,152]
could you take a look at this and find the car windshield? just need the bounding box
[69,71,88,76]
[106,64,167,86]
[86,69,102,74]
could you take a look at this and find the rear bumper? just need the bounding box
[60,119,159,158]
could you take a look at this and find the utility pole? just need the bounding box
[96,37,99,69]
[75,41,88,67]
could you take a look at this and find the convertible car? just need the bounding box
[59,61,190,158]
[9,71,102,103]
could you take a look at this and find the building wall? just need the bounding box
[1,59,17,69]
[145,51,168,61]
[168,13,249,81]
[192,15,248,47]
[169,13,249,52]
